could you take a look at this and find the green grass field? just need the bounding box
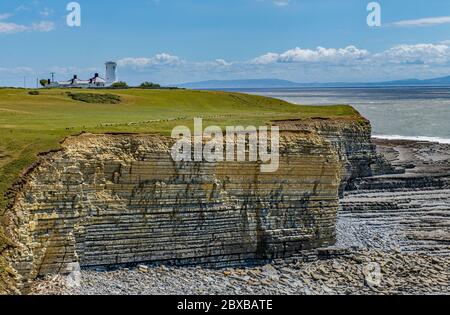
[0,88,361,211]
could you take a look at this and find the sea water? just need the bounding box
[237,86,450,143]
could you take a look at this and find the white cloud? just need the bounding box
[118,53,183,67]
[153,53,183,65]
[389,16,450,27]
[214,59,232,66]
[39,8,54,17]
[0,21,55,34]
[375,44,450,65]
[0,66,34,75]
[0,9,55,34]
[15,5,30,12]
[45,66,99,77]
[251,52,279,65]
[250,43,450,67]
[28,41,450,86]
[195,59,233,67]
[31,21,55,32]
[0,22,28,34]
[273,0,290,6]
[0,13,13,20]
[119,55,235,74]
[251,46,369,65]
[117,43,450,81]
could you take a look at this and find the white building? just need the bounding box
[105,61,117,86]
[47,62,117,88]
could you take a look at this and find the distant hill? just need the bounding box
[177,79,301,89]
[381,76,450,86]
[177,76,450,89]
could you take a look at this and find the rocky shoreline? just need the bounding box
[339,139,450,255]
[30,138,450,295]
[31,250,449,295]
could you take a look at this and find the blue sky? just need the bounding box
[1,0,450,86]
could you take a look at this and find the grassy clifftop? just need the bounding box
[0,88,361,211]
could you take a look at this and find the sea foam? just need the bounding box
[373,135,450,144]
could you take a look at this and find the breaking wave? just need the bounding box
[373,135,450,144]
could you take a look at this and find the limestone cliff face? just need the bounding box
[2,131,342,291]
[0,231,19,294]
[0,118,392,293]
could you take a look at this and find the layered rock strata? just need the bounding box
[2,130,343,291]
[338,139,450,255]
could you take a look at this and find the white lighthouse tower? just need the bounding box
[105,61,117,86]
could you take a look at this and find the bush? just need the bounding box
[39,79,48,87]
[28,91,40,96]
[67,92,121,104]
[139,82,161,89]
[110,81,129,89]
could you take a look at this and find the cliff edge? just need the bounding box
[0,118,387,294]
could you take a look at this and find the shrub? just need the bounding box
[139,82,161,89]
[39,79,48,87]
[67,92,121,104]
[110,81,129,89]
[28,91,40,96]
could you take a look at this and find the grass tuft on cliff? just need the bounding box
[0,88,362,210]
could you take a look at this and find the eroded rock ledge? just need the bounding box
[1,118,385,293]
